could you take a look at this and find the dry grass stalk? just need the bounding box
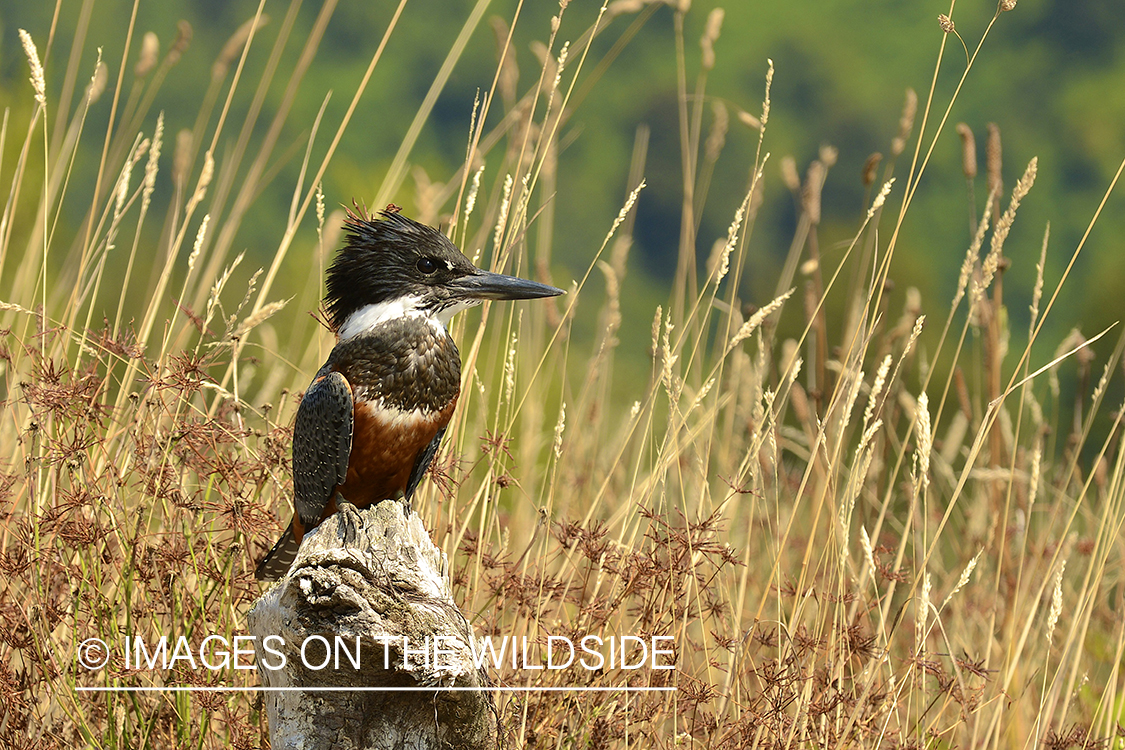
[1,6,1121,750]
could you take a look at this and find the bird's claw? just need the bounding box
[336,496,364,548]
[390,489,413,516]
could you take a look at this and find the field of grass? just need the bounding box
[2,1,1124,748]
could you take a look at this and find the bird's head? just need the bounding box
[326,208,564,339]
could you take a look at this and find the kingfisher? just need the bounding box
[255,207,563,580]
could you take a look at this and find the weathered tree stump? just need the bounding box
[249,500,497,750]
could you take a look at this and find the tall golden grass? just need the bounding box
[1,1,1123,748]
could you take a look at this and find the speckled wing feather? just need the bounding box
[405,425,446,501]
[293,370,354,528]
[254,525,299,580]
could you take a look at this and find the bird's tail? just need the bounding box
[255,524,300,581]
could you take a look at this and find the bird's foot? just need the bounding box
[335,496,364,548]
[390,489,414,516]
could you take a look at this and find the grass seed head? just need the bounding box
[862,152,883,187]
[700,8,724,71]
[136,32,159,78]
[18,29,46,107]
[465,164,485,222]
[867,178,894,219]
[781,157,800,194]
[987,123,1003,199]
[916,392,932,489]
[553,402,566,459]
[802,161,825,224]
[956,123,977,179]
[892,88,917,156]
[213,15,269,81]
[1047,560,1066,643]
[917,572,932,654]
[168,20,193,66]
[762,58,774,126]
[88,60,109,104]
[705,100,729,162]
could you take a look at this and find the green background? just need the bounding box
[2,0,1122,400]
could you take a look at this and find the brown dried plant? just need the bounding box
[2,5,1124,750]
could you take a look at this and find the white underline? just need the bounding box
[75,686,676,693]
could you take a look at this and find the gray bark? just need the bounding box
[248,500,498,750]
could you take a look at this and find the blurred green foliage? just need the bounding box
[2,0,1122,382]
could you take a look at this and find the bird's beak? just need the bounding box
[447,270,565,301]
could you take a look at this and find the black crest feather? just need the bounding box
[324,210,473,331]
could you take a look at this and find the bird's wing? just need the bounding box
[292,370,353,527]
[405,425,446,501]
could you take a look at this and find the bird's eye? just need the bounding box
[416,257,438,274]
